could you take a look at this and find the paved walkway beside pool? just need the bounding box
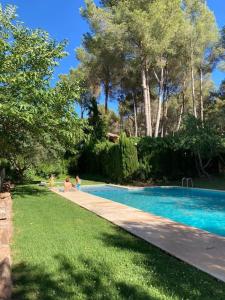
[52,188,225,283]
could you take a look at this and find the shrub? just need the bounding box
[77,134,139,183]
[135,158,152,181]
[137,136,196,180]
[78,130,223,182]
[35,160,67,179]
[67,155,80,175]
[78,141,112,175]
[118,133,139,182]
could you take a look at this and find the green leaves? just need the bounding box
[0,5,87,178]
[179,115,223,159]
[79,0,224,139]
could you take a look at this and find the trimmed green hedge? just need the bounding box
[78,134,139,183]
[78,133,220,183]
[136,136,196,180]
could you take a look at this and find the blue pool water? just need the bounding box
[82,185,225,237]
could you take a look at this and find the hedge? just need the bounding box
[78,134,139,183]
[77,134,221,183]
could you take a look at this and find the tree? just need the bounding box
[87,98,120,141]
[148,0,183,137]
[118,66,143,137]
[59,68,93,119]
[179,115,223,177]
[87,98,108,141]
[77,0,222,140]
[79,0,125,113]
[0,5,88,179]
[183,0,219,121]
[218,80,225,100]
[108,0,156,136]
[98,105,120,134]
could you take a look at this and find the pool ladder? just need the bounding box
[182,177,194,188]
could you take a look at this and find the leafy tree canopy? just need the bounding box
[0,5,88,178]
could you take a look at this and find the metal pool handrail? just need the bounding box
[182,177,194,188]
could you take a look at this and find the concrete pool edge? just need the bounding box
[83,183,225,193]
[52,188,225,283]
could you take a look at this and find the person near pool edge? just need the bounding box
[64,177,74,192]
[75,176,81,190]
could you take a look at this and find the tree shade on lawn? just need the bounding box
[12,186,225,300]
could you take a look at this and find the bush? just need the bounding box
[23,168,37,182]
[67,155,80,175]
[78,130,223,182]
[117,133,139,182]
[35,160,67,179]
[78,141,112,175]
[78,134,139,183]
[137,136,196,180]
[135,158,152,181]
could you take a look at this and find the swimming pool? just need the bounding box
[82,185,225,237]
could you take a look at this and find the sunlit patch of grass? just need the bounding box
[12,185,225,300]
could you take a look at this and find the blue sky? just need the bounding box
[1,0,225,112]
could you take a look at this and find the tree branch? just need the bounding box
[153,69,160,83]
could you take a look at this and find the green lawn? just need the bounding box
[170,176,225,191]
[34,174,106,186]
[54,176,105,185]
[12,185,225,300]
[190,176,225,191]
[54,178,105,186]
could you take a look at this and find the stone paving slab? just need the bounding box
[52,189,225,283]
[0,193,12,300]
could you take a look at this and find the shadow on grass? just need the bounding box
[99,229,225,300]
[12,185,49,198]
[12,244,225,300]
[12,255,156,300]
[12,184,225,299]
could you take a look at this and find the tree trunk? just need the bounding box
[199,67,204,123]
[161,95,167,137]
[161,100,165,138]
[182,80,186,115]
[104,82,109,114]
[175,85,186,132]
[0,168,5,192]
[191,49,197,118]
[146,75,152,137]
[120,114,124,133]
[194,154,202,177]
[164,99,168,136]
[154,67,164,138]
[81,105,84,119]
[133,94,138,137]
[161,72,169,137]
[141,64,152,137]
[176,104,183,132]
[197,152,210,178]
